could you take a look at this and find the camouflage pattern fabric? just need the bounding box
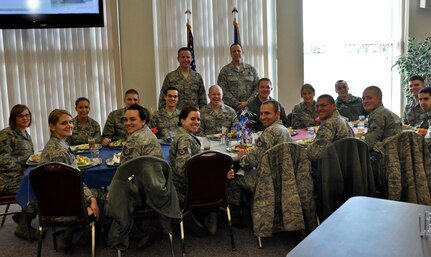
[247,95,289,131]
[169,127,201,201]
[121,125,164,164]
[364,104,402,151]
[217,62,259,112]
[335,94,366,121]
[306,111,355,161]
[149,108,180,140]
[253,142,316,237]
[403,98,428,128]
[66,116,102,145]
[158,67,207,110]
[102,108,127,142]
[0,127,33,194]
[197,103,238,136]
[291,101,319,129]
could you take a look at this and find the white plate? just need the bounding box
[106,157,120,167]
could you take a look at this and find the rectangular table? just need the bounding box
[286,196,431,257]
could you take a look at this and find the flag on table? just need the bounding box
[187,22,196,71]
[233,18,241,44]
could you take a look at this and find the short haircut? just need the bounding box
[75,97,90,107]
[208,84,222,94]
[317,94,335,104]
[363,85,382,99]
[261,100,280,113]
[177,47,193,57]
[48,109,72,126]
[125,89,139,97]
[164,86,179,96]
[301,83,315,96]
[126,103,149,123]
[258,78,272,87]
[230,43,243,51]
[419,87,431,95]
[335,80,348,88]
[9,104,32,129]
[409,75,425,82]
[178,106,199,127]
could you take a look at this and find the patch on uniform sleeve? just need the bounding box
[178,147,191,155]
[256,140,266,148]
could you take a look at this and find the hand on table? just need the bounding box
[102,137,111,147]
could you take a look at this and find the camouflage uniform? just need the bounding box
[291,101,319,129]
[365,104,402,151]
[217,62,259,112]
[403,98,428,128]
[149,108,180,140]
[229,121,293,205]
[335,94,366,121]
[0,127,34,194]
[247,95,289,132]
[306,111,355,162]
[169,127,201,201]
[158,67,207,110]
[197,103,238,136]
[39,136,95,201]
[102,108,127,142]
[121,125,164,164]
[66,116,102,145]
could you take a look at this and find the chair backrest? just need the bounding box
[29,162,88,223]
[184,151,232,207]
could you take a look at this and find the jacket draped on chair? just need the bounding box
[253,142,316,237]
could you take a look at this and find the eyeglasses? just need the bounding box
[17,114,30,119]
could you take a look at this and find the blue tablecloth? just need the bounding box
[16,145,171,208]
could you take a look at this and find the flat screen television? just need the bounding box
[0,0,104,29]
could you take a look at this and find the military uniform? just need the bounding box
[291,101,319,129]
[66,116,102,145]
[247,95,289,131]
[149,108,180,140]
[365,104,402,151]
[335,94,366,121]
[197,103,238,136]
[102,108,127,142]
[169,127,201,201]
[217,62,259,112]
[403,98,428,128]
[0,127,34,194]
[121,125,164,164]
[158,67,207,110]
[229,121,293,206]
[306,110,355,161]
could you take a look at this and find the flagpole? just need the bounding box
[185,7,196,71]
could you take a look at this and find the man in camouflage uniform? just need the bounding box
[197,85,238,136]
[363,86,402,151]
[403,75,428,128]
[217,43,259,113]
[334,80,366,121]
[102,89,140,146]
[228,100,292,227]
[158,47,207,110]
[307,94,354,162]
[419,87,431,129]
[150,86,180,141]
[247,78,289,131]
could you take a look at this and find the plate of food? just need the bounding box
[106,152,121,167]
[76,155,94,169]
[230,144,254,152]
[206,133,223,141]
[70,144,101,153]
[26,152,42,166]
[296,139,314,146]
[109,139,125,149]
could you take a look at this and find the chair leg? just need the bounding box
[168,232,175,257]
[180,217,186,257]
[257,236,263,249]
[117,249,122,257]
[37,226,43,257]
[91,222,96,257]
[226,206,236,251]
[1,203,10,226]
[52,227,58,251]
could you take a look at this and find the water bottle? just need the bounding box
[358,115,365,133]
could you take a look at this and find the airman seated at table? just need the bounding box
[362,86,402,151]
[150,86,181,141]
[403,75,428,128]
[334,80,366,121]
[0,104,38,240]
[291,83,319,129]
[419,87,431,129]
[197,84,238,136]
[67,97,102,145]
[228,100,293,227]
[306,94,354,162]
[247,78,289,131]
[102,89,139,146]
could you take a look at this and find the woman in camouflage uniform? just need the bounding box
[66,97,102,145]
[291,83,319,129]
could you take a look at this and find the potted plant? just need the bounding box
[393,36,431,97]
